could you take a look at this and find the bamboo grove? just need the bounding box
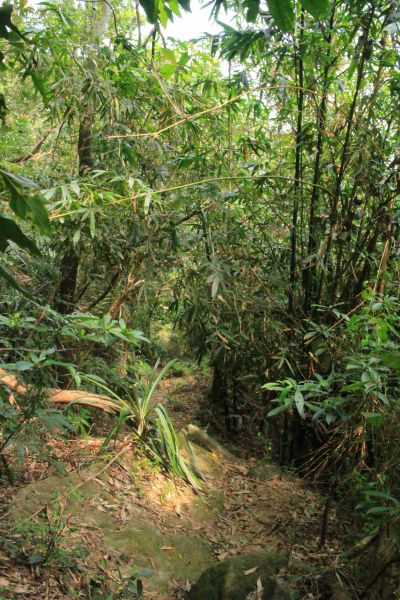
[0,0,400,595]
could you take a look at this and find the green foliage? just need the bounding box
[152,404,203,490]
[80,359,176,435]
[67,360,202,489]
[0,381,72,477]
[265,0,295,32]
[0,167,50,291]
[138,0,190,26]
[66,405,92,436]
[212,0,329,31]
[9,506,84,568]
[264,295,400,530]
[265,296,400,423]
[0,216,39,255]
[0,3,52,291]
[118,567,152,598]
[0,169,50,233]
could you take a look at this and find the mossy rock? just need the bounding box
[104,520,214,594]
[177,432,222,477]
[11,463,111,519]
[11,462,217,596]
[185,424,237,462]
[248,463,283,480]
[188,553,292,600]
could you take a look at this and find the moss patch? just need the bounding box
[104,521,214,594]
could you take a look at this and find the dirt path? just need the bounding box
[0,374,348,599]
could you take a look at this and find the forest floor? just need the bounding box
[0,372,352,599]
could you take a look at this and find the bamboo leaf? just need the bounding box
[266,0,294,32]
[301,0,329,19]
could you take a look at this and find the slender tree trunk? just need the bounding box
[289,12,304,314]
[316,8,374,306]
[210,361,229,429]
[376,198,395,296]
[57,249,79,314]
[78,111,94,174]
[303,10,334,314]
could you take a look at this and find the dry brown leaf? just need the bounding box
[94,477,106,487]
[0,552,10,562]
[217,551,229,561]
[243,566,258,575]
[160,546,175,551]
[13,584,31,593]
[256,576,264,599]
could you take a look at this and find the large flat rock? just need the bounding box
[188,553,292,600]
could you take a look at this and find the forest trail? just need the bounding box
[1,374,347,599]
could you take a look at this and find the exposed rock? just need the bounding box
[184,424,238,462]
[248,463,283,480]
[177,432,223,477]
[10,444,222,596]
[104,521,213,594]
[188,553,292,600]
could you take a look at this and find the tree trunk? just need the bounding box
[77,0,112,174]
[57,248,79,314]
[58,1,112,313]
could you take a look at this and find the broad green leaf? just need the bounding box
[294,388,305,417]
[362,412,385,427]
[0,361,31,370]
[0,4,14,39]
[366,506,391,514]
[159,64,176,78]
[158,2,169,27]
[262,382,284,390]
[25,196,51,234]
[267,401,292,417]
[301,0,328,18]
[245,0,260,22]
[72,229,81,245]
[29,71,48,104]
[0,216,39,255]
[168,0,181,17]
[0,169,50,233]
[0,4,13,28]
[0,3,24,39]
[89,211,95,238]
[139,0,157,23]
[15,360,34,371]
[266,0,294,32]
[211,275,220,298]
[380,352,400,370]
[161,47,176,62]
[0,169,38,189]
